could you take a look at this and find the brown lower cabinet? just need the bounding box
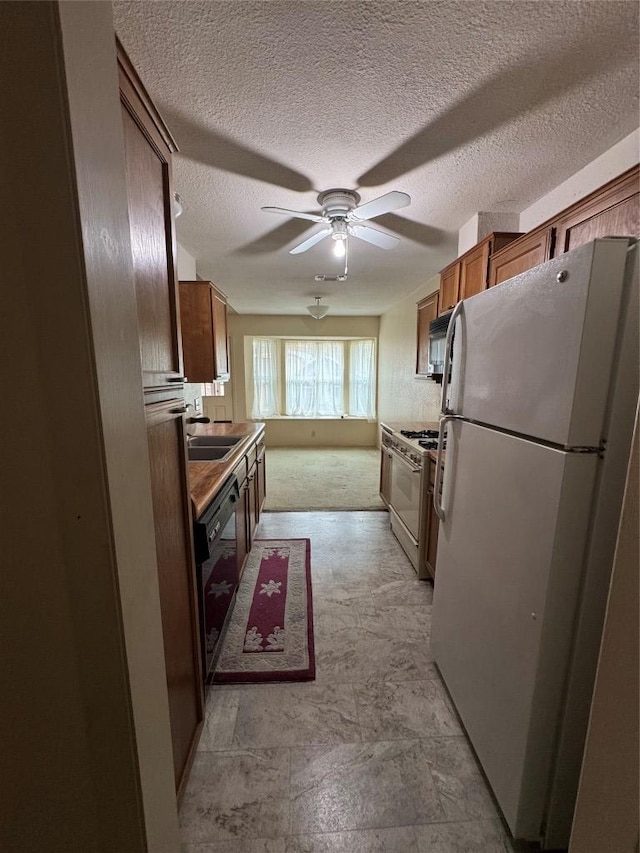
[379,440,392,505]
[424,458,440,578]
[234,440,267,579]
[145,400,203,794]
[256,441,266,521]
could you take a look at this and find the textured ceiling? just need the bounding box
[113,1,639,315]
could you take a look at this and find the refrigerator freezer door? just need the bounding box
[431,420,598,843]
[447,239,631,448]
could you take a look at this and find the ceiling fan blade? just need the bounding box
[349,191,410,221]
[289,228,332,254]
[261,206,326,223]
[350,224,400,250]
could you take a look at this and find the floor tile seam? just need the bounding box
[214,728,465,751]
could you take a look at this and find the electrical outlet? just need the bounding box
[194,398,203,413]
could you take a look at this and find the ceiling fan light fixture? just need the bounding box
[306,296,329,320]
[333,238,346,258]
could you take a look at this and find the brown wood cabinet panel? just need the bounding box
[255,443,266,520]
[119,54,182,391]
[379,441,392,505]
[416,291,439,375]
[179,281,230,382]
[146,400,203,797]
[211,288,230,380]
[425,490,439,578]
[247,461,258,549]
[424,459,440,578]
[439,263,460,315]
[459,241,490,299]
[489,227,554,287]
[555,166,640,254]
[562,194,640,254]
[233,459,249,579]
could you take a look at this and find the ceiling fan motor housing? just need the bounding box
[317,189,361,219]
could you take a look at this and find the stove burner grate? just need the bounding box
[418,438,446,450]
[400,428,439,439]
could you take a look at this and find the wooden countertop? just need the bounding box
[188,422,265,519]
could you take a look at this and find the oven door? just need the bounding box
[389,447,422,540]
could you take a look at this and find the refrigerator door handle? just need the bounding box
[439,299,464,416]
[434,413,464,522]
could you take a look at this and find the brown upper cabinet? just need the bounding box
[555,166,639,254]
[438,232,521,315]
[439,264,460,315]
[416,291,439,375]
[489,227,555,288]
[119,50,183,392]
[179,280,230,382]
[489,165,639,287]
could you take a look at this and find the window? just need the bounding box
[250,337,376,420]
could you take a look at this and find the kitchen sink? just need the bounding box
[188,435,244,447]
[187,445,235,461]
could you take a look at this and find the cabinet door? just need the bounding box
[459,241,490,300]
[416,292,439,375]
[255,443,266,520]
[489,228,554,287]
[119,62,183,392]
[439,263,460,315]
[555,167,640,254]
[247,461,258,548]
[424,489,439,578]
[211,288,230,381]
[560,194,640,254]
[179,281,215,382]
[379,444,392,505]
[146,399,203,796]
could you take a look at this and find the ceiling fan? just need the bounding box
[261,189,411,256]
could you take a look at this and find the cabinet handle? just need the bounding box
[170,406,187,414]
[167,376,186,382]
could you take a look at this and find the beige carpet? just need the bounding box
[263,447,386,511]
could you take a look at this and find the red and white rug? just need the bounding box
[213,539,315,683]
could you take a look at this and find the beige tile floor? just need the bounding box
[181,512,517,853]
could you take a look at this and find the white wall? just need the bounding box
[458,211,520,255]
[377,274,442,431]
[519,129,640,232]
[177,242,197,279]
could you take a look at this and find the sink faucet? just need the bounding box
[185,403,210,437]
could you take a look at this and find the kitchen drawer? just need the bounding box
[232,456,247,485]
[246,443,257,471]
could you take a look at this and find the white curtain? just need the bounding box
[348,339,376,420]
[285,340,344,417]
[251,338,280,418]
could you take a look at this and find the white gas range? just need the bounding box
[380,422,444,579]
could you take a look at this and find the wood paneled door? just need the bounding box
[118,40,203,801]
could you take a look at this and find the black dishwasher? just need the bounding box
[193,475,240,684]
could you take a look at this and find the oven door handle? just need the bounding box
[389,446,422,474]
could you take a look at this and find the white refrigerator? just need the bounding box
[430,238,639,849]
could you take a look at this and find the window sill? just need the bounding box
[251,416,375,422]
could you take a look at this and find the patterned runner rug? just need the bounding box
[213,539,315,683]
